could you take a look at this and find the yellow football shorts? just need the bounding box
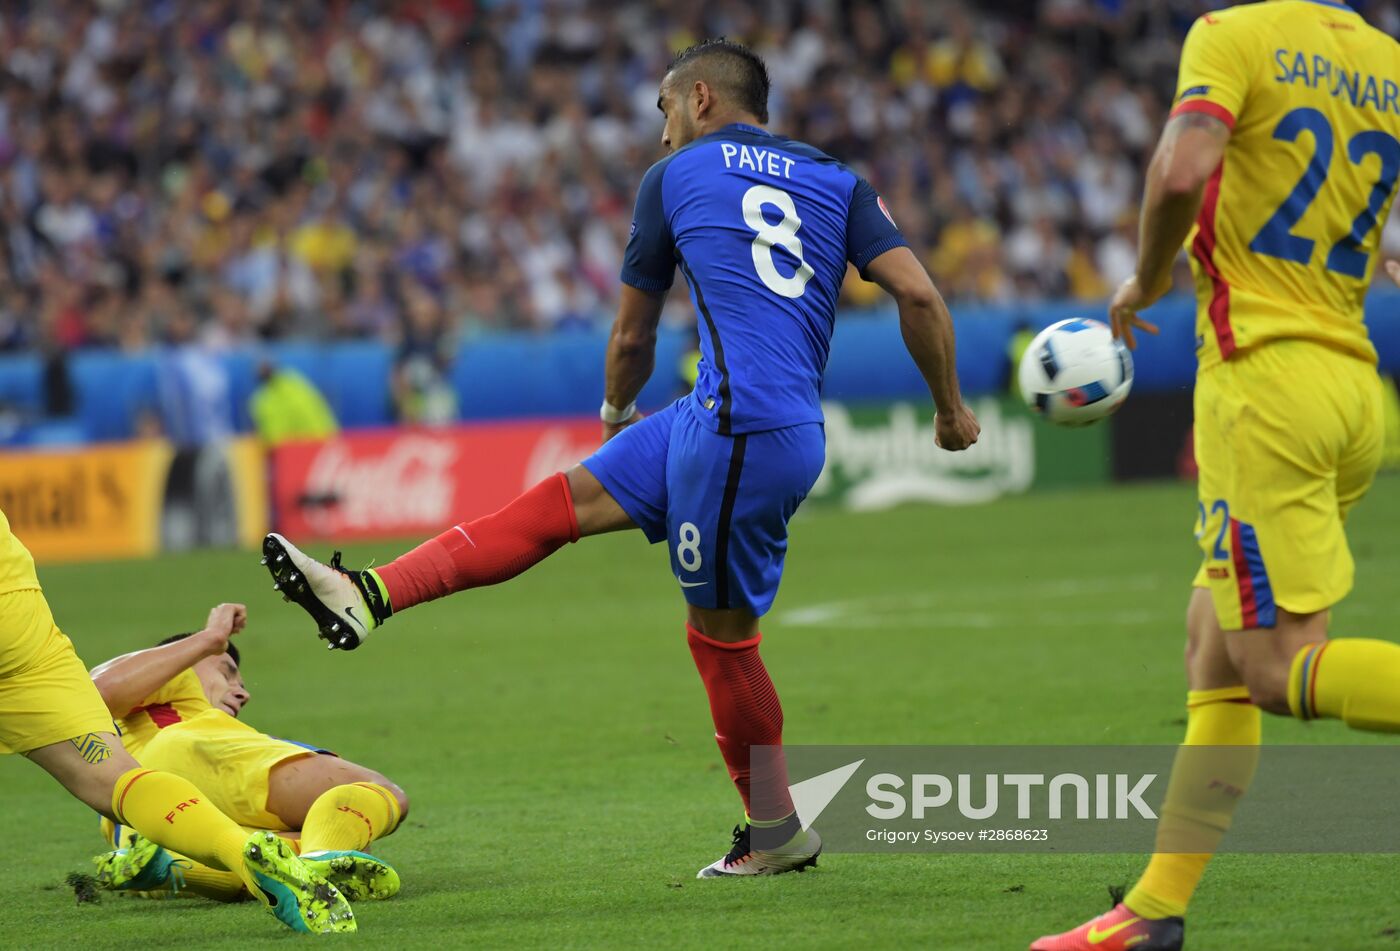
[136,710,322,829]
[1193,339,1383,630]
[0,589,116,755]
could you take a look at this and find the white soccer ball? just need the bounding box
[1017,318,1133,426]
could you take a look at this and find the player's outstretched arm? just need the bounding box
[89,603,246,715]
[601,283,667,442]
[864,246,979,451]
[1111,112,1231,347]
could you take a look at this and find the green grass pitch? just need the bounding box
[4,479,1400,949]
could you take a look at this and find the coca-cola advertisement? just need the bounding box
[270,420,601,540]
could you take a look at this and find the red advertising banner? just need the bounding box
[270,419,601,540]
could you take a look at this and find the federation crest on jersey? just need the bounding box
[877,195,897,228]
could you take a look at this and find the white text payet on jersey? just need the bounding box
[719,143,796,180]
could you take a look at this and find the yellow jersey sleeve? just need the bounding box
[1172,10,1257,130]
[132,667,209,713]
[115,667,213,758]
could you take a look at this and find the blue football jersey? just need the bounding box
[621,123,906,435]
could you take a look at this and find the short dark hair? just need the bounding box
[158,632,240,669]
[666,38,771,124]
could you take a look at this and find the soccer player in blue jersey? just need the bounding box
[262,39,980,877]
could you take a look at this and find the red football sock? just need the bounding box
[374,473,581,612]
[686,624,795,821]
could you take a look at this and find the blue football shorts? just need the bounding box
[581,397,825,616]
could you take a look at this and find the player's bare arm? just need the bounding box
[1387,260,1400,285]
[1111,111,1232,348]
[601,284,667,442]
[90,603,245,716]
[864,246,980,451]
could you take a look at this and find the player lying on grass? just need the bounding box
[0,508,354,935]
[262,37,979,879]
[1033,4,1400,951]
[86,610,408,905]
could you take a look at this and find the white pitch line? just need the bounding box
[778,574,1168,631]
[780,574,1163,619]
[780,608,1161,630]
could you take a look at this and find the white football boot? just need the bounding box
[261,533,384,650]
[697,819,822,878]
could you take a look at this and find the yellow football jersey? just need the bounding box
[111,666,323,827]
[115,666,212,759]
[0,508,40,597]
[1173,0,1400,370]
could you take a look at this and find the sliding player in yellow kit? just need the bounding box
[0,510,354,933]
[87,623,406,904]
[1033,2,1400,949]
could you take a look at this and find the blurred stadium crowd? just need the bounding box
[1,0,1398,361]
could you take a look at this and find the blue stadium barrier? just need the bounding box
[1119,296,1199,394]
[0,290,1395,444]
[0,355,45,416]
[70,350,160,443]
[1366,292,1400,368]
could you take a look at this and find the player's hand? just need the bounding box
[602,412,643,444]
[1386,259,1400,286]
[201,603,247,650]
[1109,276,1164,350]
[935,403,980,451]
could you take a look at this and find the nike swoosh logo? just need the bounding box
[1087,916,1141,945]
[345,606,367,631]
[678,579,708,589]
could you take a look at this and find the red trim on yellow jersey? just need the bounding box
[1170,98,1237,130]
[1191,162,1235,357]
[141,702,182,729]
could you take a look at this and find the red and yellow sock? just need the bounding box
[111,768,249,874]
[1125,686,1260,920]
[1289,638,1400,731]
[300,783,403,854]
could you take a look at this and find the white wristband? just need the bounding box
[600,399,638,424]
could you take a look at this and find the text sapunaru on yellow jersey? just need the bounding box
[1171,0,1400,370]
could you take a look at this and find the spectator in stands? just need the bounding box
[249,360,338,447]
[153,310,236,551]
[391,280,457,427]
